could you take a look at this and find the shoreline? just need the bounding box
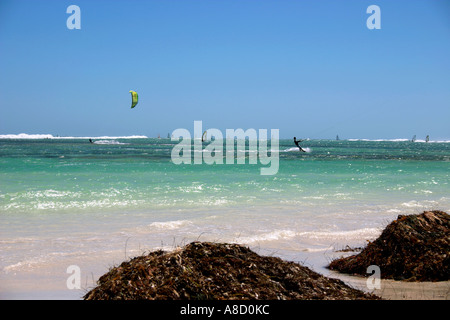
[2,208,448,300]
[2,243,449,300]
[3,277,449,300]
[326,271,450,300]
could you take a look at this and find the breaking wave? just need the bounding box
[93,140,129,145]
[0,133,148,139]
[148,220,192,230]
[236,227,380,245]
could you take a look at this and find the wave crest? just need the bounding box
[0,133,148,139]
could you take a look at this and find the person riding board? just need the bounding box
[294,137,306,152]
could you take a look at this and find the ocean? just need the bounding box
[1,135,449,299]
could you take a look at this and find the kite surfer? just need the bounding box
[89,138,93,144]
[294,137,306,152]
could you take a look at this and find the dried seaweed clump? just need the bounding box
[329,211,450,281]
[84,241,379,300]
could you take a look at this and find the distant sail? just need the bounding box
[336,135,340,141]
[411,135,416,142]
[129,90,138,108]
[426,135,429,143]
[202,130,207,142]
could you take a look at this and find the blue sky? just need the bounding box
[0,0,449,139]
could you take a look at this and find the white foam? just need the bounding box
[283,147,312,153]
[2,198,146,211]
[0,133,148,139]
[148,220,192,230]
[3,260,35,272]
[237,230,297,244]
[16,189,78,199]
[401,201,422,208]
[93,140,129,145]
[298,228,380,241]
[387,209,402,213]
[0,133,54,139]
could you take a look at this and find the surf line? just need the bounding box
[171,121,279,175]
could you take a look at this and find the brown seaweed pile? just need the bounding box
[84,241,379,300]
[329,211,450,281]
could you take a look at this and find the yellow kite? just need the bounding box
[129,90,138,108]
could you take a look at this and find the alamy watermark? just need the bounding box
[366,265,381,290]
[66,4,380,31]
[66,5,81,30]
[171,121,279,175]
[367,5,381,30]
[66,265,81,290]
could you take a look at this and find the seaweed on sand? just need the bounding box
[328,211,450,282]
[84,242,379,300]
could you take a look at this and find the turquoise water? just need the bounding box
[0,137,449,298]
[1,138,449,213]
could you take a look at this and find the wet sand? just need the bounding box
[2,249,449,300]
[327,271,450,300]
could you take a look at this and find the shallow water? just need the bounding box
[1,137,449,299]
